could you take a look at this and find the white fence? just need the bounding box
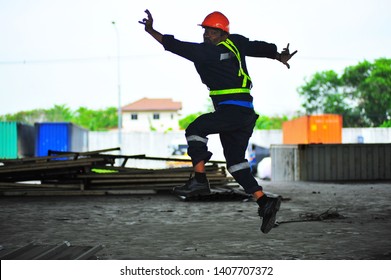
[342,128,391,143]
[249,128,391,146]
[89,128,391,169]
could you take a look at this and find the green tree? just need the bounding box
[179,113,202,130]
[72,107,117,131]
[380,119,391,127]
[255,115,288,130]
[0,105,119,131]
[298,58,391,127]
[0,109,46,123]
[298,70,343,114]
[45,104,73,122]
[342,58,391,126]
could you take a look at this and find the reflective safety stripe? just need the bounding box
[186,135,208,144]
[211,38,252,97]
[217,38,251,88]
[228,162,250,173]
[209,88,250,95]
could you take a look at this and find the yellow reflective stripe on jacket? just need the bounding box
[209,88,250,95]
[218,38,251,88]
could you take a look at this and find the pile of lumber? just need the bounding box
[0,148,242,197]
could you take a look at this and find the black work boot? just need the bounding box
[173,176,211,197]
[257,194,282,234]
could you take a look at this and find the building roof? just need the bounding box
[122,98,182,112]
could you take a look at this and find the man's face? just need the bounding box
[203,27,227,45]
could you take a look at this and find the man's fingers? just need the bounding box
[281,44,296,69]
[145,9,152,19]
[139,10,152,23]
[139,9,153,26]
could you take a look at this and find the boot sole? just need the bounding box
[260,196,282,234]
[172,187,211,197]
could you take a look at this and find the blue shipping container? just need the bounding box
[35,122,88,156]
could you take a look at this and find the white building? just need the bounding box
[121,97,182,132]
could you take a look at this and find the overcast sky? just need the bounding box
[1,0,390,117]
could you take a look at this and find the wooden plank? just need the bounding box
[0,148,120,167]
[0,158,107,174]
[0,190,110,196]
[48,147,121,156]
[0,182,82,189]
[76,172,226,180]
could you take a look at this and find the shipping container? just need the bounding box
[35,122,88,156]
[271,144,391,181]
[0,122,35,159]
[283,114,342,144]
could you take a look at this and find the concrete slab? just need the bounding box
[0,181,390,260]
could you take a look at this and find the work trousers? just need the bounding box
[185,105,262,194]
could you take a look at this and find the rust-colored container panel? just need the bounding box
[283,114,342,144]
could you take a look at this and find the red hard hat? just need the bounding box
[199,11,230,33]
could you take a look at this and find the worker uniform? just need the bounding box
[162,34,277,194]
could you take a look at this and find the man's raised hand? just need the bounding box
[138,9,153,32]
[279,43,298,69]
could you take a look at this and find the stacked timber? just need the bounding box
[0,148,242,197]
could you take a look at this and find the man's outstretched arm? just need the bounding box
[139,9,163,44]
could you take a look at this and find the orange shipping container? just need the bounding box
[283,114,342,144]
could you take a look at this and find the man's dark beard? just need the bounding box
[203,38,213,45]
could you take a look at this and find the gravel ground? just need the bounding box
[1,180,391,260]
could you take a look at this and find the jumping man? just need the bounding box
[139,9,297,233]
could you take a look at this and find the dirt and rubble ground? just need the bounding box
[0,180,391,260]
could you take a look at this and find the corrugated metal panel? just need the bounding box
[17,123,35,158]
[283,115,342,144]
[0,122,18,158]
[0,122,35,159]
[35,122,70,156]
[271,145,299,181]
[35,122,88,156]
[300,144,391,181]
[272,144,391,181]
[308,115,342,144]
[282,116,309,144]
[70,122,89,152]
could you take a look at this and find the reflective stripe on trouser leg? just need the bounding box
[186,134,213,166]
[186,135,208,144]
[227,161,262,194]
[228,162,250,173]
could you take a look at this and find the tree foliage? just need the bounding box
[179,113,202,130]
[72,107,118,131]
[0,105,118,131]
[298,58,391,127]
[45,104,73,122]
[255,115,288,130]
